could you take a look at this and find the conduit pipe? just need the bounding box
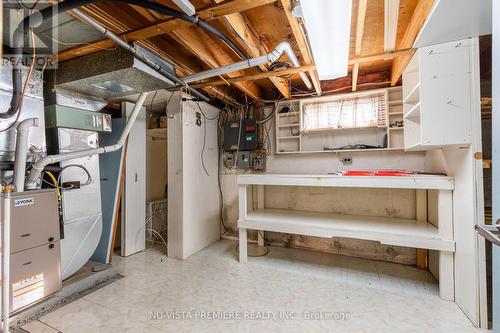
[182,41,313,90]
[2,189,11,333]
[12,118,38,192]
[4,0,249,119]
[25,92,148,189]
[70,9,209,102]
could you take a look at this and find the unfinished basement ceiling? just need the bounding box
[54,0,433,103]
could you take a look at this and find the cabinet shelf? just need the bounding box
[403,83,420,104]
[404,102,421,120]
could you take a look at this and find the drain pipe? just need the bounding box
[12,118,38,192]
[182,41,313,90]
[70,9,209,102]
[25,92,148,189]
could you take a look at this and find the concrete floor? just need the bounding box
[22,240,480,332]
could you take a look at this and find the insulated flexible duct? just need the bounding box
[3,0,248,119]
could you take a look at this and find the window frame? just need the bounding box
[299,88,389,133]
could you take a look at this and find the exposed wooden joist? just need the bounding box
[349,49,413,65]
[216,8,291,98]
[321,69,390,94]
[384,0,400,52]
[57,0,277,62]
[171,26,263,101]
[352,0,368,92]
[391,0,435,86]
[279,0,322,96]
[188,65,314,89]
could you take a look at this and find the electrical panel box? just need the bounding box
[237,151,251,169]
[45,105,112,132]
[223,119,258,151]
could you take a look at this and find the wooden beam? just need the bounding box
[57,0,276,62]
[390,0,435,86]
[171,27,263,101]
[349,49,413,65]
[321,70,390,94]
[352,0,368,92]
[280,0,322,96]
[216,10,291,98]
[188,65,314,88]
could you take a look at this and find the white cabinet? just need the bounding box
[403,38,476,150]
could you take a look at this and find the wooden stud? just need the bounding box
[280,0,322,96]
[171,27,264,101]
[211,2,291,98]
[187,65,314,89]
[391,0,435,86]
[352,0,368,91]
[349,49,413,65]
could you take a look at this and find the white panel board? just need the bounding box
[168,93,220,259]
[121,101,146,257]
[414,0,491,48]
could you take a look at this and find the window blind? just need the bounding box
[302,92,387,131]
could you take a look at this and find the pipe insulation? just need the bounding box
[4,0,249,119]
[25,92,148,189]
[12,118,38,192]
[182,41,313,90]
[70,9,209,102]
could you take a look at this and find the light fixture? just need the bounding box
[291,0,303,18]
[300,0,353,80]
[171,0,196,16]
[384,0,400,52]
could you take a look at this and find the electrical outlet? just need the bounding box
[195,112,202,126]
[341,156,352,165]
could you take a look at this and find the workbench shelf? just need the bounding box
[237,174,456,301]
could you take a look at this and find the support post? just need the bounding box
[438,189,454,301]
[416,189,428,269]
[257,185,265,247]
[238,184,248,263]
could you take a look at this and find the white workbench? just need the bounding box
[237,173,456,301]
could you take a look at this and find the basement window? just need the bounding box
[301,91,388,132]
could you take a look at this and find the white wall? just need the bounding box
[146,132,167,201]
[168,93,221,259]
[221,106,429,264]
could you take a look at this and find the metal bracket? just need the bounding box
[475,220,500,246]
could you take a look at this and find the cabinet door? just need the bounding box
[121,102,146,257]
[420,39,472,146]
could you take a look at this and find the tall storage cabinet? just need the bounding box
[403,38,474,150]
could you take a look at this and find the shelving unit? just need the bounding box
[402,38,474,151]
[275,87,405,154]
[237,173,456,301]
